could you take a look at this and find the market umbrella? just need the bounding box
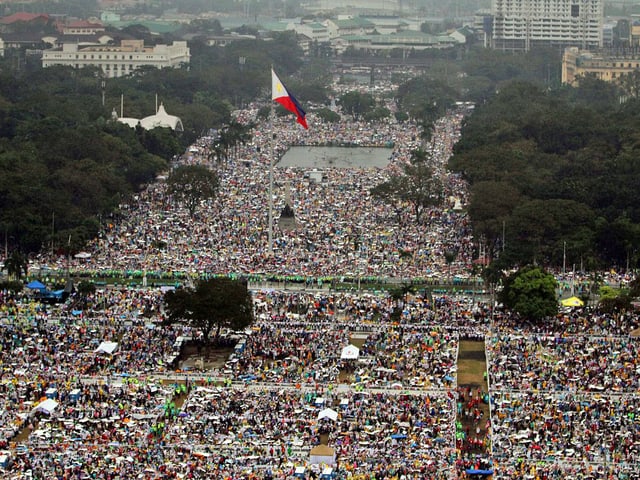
[340,344,359,360]
[561,296,584,307]
[317,408,338,421]
[26,280,46,290]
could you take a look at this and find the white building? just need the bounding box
[492,0,603,51]
[325,17,376,40]
[291,21,330,44]
[42,39,190,78]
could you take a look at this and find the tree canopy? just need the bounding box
[163,277,255,344]
[371,148,444,224]
[499,266,558,321]
[167,164,220,217]
[338,91,376,120]
[0,31,302,257]
[449,79,640,270]
[0,66,171,254]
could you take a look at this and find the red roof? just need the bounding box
[66,20,103,29]
[0,12,49,25]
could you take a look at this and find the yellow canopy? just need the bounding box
[561,296,584,307]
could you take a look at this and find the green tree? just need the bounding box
[339,91,376,120]
[371,149,444,224]
[449,78,640,268]
[507,199,596,266]
[597,285,631,314]
[75,280,97,309]
[314,108,340,123]
[363,106,391,122]
[4,250,28,280]
[394,76,457,137]
[370,175,407,223]
[219,120,253,160]
[499,266,558,321]
[208,138,228,164]
[388,282,417,321]
[620,70,640,98]
[167,164,219,217]
[468,181,521,254]
[164,277,255,344]
[298,58,333,87]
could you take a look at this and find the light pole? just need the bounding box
[268,133,276,255]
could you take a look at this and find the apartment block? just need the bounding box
[492,0,603,51]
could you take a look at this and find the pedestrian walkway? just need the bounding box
[456,339,492,476]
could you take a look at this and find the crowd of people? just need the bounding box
[0,285,467,478]
[1,83,639,479]
[33,97,474,286]
[486,314,640,479]
[1,280,637,478]
[487,334,639,393]
[491,391,639,467]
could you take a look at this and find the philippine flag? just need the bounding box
[271,68,308,129]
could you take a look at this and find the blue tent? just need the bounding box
[26,280,46,290]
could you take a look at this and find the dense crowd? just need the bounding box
[2,279,637,478]
[1,93,639,479]
[0,285,465,479]
[487,334,639,392]
[34,101,474,284]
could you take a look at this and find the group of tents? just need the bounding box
[26,280,72,304]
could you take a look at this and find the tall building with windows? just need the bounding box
[492,0,603,51]
[42,39,190,78]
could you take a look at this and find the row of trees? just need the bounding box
[498,264,640,321]
[0,31,307,254]
[449,79,640,272]
[0,65,173,253]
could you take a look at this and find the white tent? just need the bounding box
[321,467,335,479]
[317,408,338,422]
[140,104,184,131]
[340,344,359,360]
[95,341,118,355]
[33,398,58,415]
[74,252,91,259]
[309,445,336,465]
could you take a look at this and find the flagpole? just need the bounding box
[268,66,274,255]
[268,134,274,255]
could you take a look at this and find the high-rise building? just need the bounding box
[492,0,603,51]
